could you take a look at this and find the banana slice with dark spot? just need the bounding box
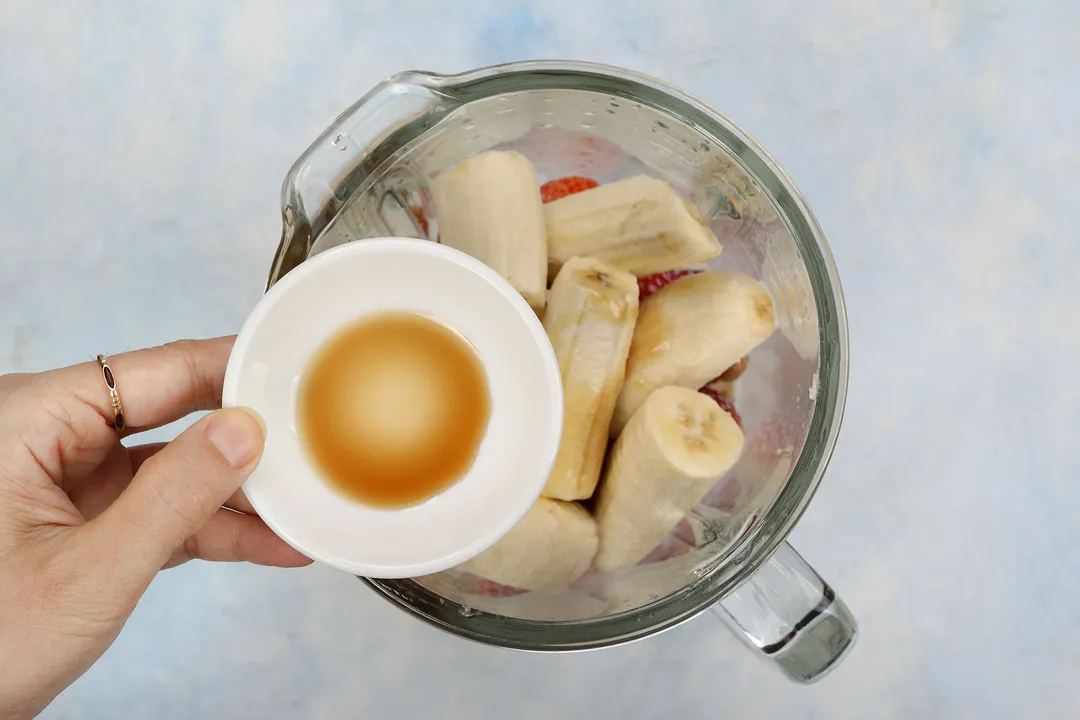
[544,175,722,279]
[541,257,639,500]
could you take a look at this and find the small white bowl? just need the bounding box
[223,238,563,578]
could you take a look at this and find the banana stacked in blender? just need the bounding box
[432,151,777,592]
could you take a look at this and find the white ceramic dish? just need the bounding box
[223,238,563,578]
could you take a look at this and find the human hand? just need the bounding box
[0,337,311,719]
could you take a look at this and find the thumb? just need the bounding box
[92,407,266,581]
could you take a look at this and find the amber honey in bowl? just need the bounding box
[297,310,491,509]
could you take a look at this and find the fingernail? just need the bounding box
[205,407,266,468]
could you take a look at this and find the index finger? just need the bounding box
[59,336,236,433]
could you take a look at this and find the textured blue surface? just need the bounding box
[2,1,1079,718]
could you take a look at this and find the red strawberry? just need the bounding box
[458,573,527,597]
[701,476,744,512]
[408,204,433,239]
[637,268,703,300]
[699,385,742,429]
[474,579,526,597]
[540,176,599,203]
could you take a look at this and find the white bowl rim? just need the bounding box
[223,237,564,577]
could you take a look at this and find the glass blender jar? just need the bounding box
[267,60,854,683]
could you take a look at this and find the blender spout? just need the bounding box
[268,74,461,289]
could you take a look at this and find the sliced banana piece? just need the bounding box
[542,257,639,500]
[594,386,744,573]
[459,498,598,590]
[611,270,776,435]
[432,150,548,311]
[544,175,722,278]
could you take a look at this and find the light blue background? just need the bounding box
[2,1,1078,718]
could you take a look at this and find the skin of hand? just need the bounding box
[0,337,311,719]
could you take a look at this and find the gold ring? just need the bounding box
[96,354,125,432]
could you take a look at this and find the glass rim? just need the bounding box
[297,59,849,650]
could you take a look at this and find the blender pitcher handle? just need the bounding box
[269,72,455,288]
[710,542,856,683]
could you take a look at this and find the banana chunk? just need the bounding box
[594,386,743,573]
[432,151,548,311]
[459,498,598,590]
[612,270,775,435]
[544,175,722,278]
[542,257,639,500]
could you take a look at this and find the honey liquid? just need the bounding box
[297,311,491,509]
